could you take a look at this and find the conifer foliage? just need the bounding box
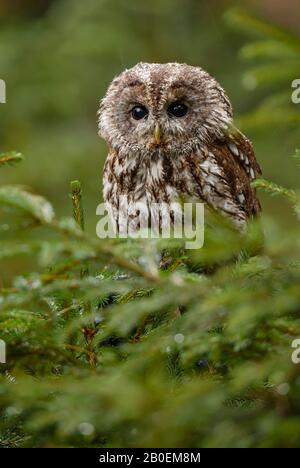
[0,10,300,448]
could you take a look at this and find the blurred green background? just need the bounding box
[0,0,299,277]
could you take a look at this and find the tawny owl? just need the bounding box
[98,62,261,233]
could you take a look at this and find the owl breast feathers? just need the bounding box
[98,62,261,231]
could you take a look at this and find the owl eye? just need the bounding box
[168,101,188,118]
[131,105,148,120]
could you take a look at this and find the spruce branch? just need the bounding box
[70,180,85,231]
[1,5,300,448]
[0,152,23,167]
[224,7,300,52]
[253,178,298,202]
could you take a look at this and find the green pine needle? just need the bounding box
[70,180,85,231]
[0,152,23,167]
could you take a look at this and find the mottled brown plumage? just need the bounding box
[98,62,261,232]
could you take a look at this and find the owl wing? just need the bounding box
[189,127,261,228]
[219,127,262,217]
[223,124,262,181]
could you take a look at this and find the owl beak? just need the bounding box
[154,123,162,145]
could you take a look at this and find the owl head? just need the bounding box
[98,62,233,157]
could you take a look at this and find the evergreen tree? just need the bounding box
[0,8,300,448]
